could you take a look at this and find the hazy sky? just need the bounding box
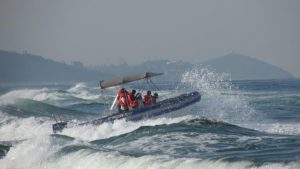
[0,0,299,77]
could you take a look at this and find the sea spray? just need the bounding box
[181,66,256,124]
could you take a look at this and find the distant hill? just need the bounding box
[0,50,294,83]
[95,53,294,80]
[201,53,294,80]
[0,50,111,83]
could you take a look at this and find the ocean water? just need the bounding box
[0,67,300,169]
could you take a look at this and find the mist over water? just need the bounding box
[0,67,300,169]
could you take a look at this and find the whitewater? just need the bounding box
[0,68,300,169]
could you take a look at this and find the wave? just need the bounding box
[0,99,97,121]
[2,135,299,169]
[67,83,103,100]
[67,118,300,165]
[60,116,192,141]
[0,83,111,107]
[179,67,300,136]
[0,88,53,105]
[0,112,53,141]
[90,118,260,145]
[1,118,300,169]
[0,83,111,121]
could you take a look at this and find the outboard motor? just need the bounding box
[52,122,67,133]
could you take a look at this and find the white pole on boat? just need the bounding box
[110,94,118,110]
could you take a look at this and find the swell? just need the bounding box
[86,118,300,164]
[90,118,263,146]
[2,118,300,166]
[0,99,98,121]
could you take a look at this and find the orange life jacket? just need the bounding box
[143,94,153,106]
[127,92,139,108]
[117,89,128,110]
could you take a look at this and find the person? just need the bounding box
[135,93,143,108]
[117,88,129,112]
[152,93,159,104]
[143,90,153,106]
[127,89,139,109]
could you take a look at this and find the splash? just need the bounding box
[181,66,256,125]
[182,66,232,96]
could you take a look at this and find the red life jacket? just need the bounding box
[143,94,153,106]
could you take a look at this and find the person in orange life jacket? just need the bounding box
[117,88,129,112]
[143,90,153,106]
[152,93,159,104]
[127,89,139,109]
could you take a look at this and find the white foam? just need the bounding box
[112,132,221,155]
[251,122,300,135]
[1,136,299,169]
[62,116,193,141]
[0,136,57,169]
[0,112,53,141]
[49,151,254,169]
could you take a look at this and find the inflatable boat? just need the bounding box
[52,72,201,133]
